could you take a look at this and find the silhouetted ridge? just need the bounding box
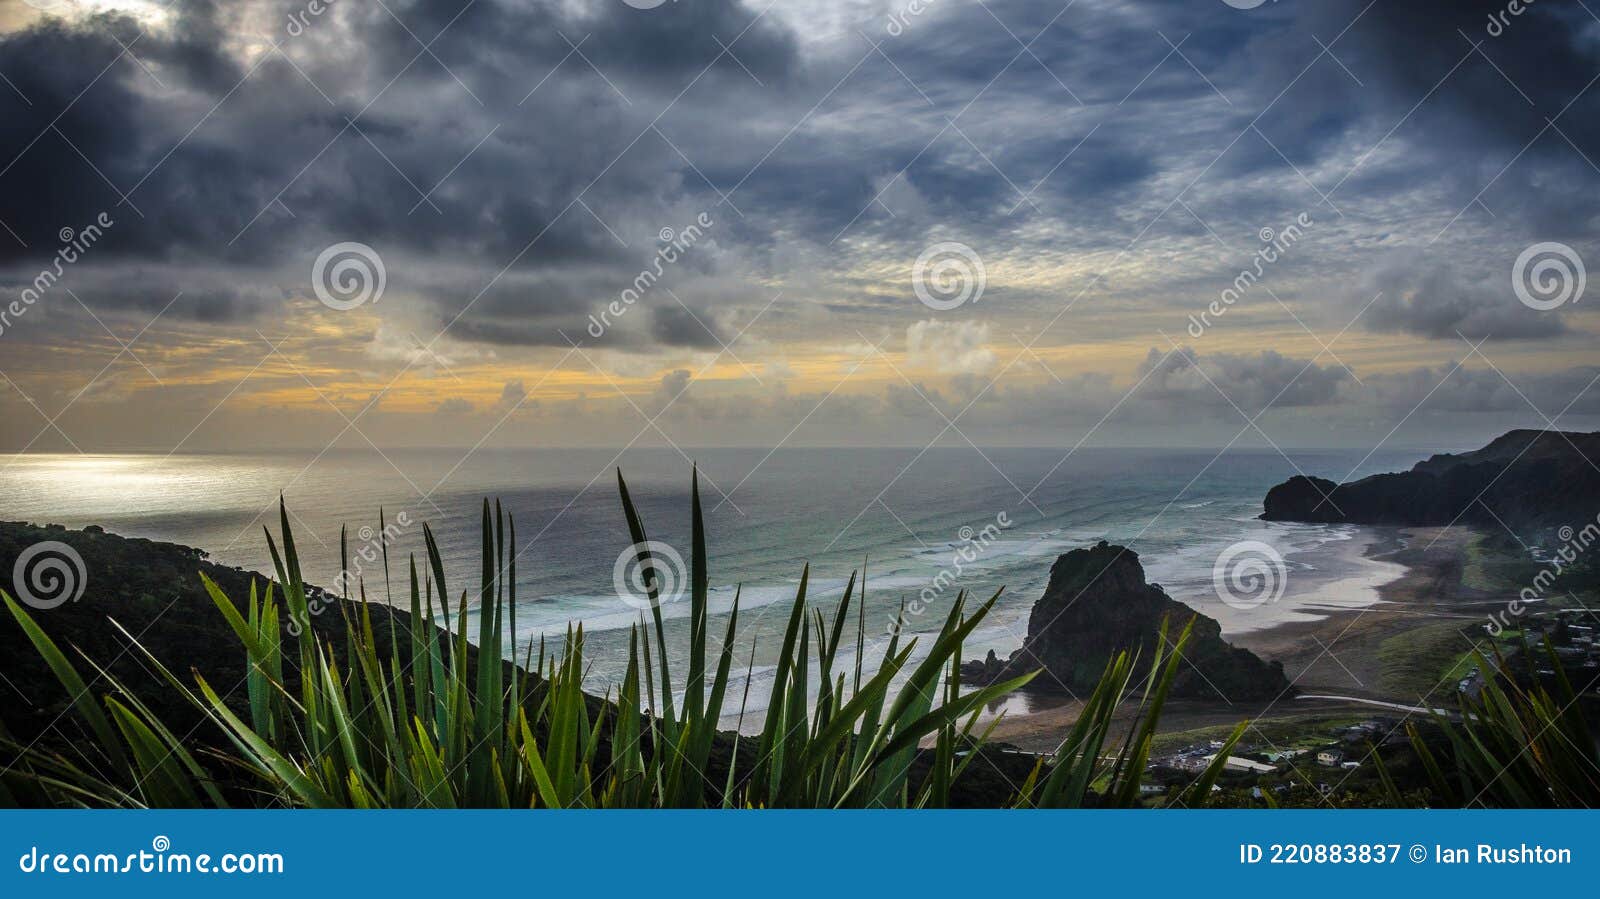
[1261,429,1600,527]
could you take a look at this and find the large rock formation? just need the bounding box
[965,542,1288,701]
[1262,429,1600,528]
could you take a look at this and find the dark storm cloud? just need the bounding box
[649,303,727,349]
[0,21,167,260]
[424,259,734,351]
[1,0,1597,353]
[1368,361,1600,416]
[1288,0,1600,234]
[0,0,791,305]
[1139,346,1349,412]
[1357,257,1568,341]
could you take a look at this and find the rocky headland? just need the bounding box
[1262,429,1600,528]
[963,541,1289,701]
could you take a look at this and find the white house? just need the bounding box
[1201,754,1277,774]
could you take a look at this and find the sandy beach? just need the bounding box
[1161,523,1412,637]
[982,525,1500,753]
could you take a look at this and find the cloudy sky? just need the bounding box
[1,0,1597,453]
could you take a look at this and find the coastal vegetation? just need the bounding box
[0,471,1238,808]
[1387,641,1600,808]
[5,431,1598,809]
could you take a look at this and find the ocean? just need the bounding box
[0,446,1424,724]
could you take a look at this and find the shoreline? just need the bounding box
[983,525,1495,752]
[1231,526,1489,694]
[1,508,1502,756]
[1165,523,1412,637]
